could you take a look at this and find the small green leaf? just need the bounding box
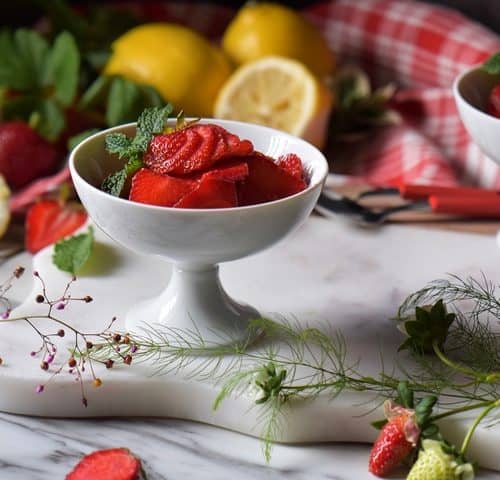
[396,381,414,408]
[53,226,94,275]
[421,424,439,438]
[106,76,143,126]
[371,419,387,430]
[102,169,127,197]
[133,104,173,150]
[36,98,65,142]
[482,52,500,75]
[44,31,80,106]
[104,132,132,156]
[415,395,437,427]
[78,75,112,110]
[67,128,100,151]
[13,29,49,89]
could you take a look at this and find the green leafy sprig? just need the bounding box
[53,226,94,275]
[482,52,500,75]
[0,28,79,141]
[102,105,173,196]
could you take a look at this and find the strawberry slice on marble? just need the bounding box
[144,124,253,175]
[237,153,307,206]
[129,168,198,207]
[65,448,141,480]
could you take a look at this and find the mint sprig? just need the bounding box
[0,28,80,141]
[53,226,94,275]
[482,52,500,75]
[102,105,173,196]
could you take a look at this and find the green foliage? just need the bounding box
[102,105,173,196]
[52,227,94,275]
[482,52,500,75]
[398,300,456,354]
[0,28,80,141]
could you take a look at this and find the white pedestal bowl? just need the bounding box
[69,120,328,344]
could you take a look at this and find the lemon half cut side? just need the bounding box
[214,56,333,149]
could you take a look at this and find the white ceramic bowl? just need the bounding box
[70,119,328,343]
[453,65,500,163]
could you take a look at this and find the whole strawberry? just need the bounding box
[407,439,475,480]
[368,401,420,477]
[0,121,59,189]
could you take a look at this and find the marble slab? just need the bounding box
[0,216,498,478]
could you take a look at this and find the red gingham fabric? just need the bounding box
[96,0,500,188]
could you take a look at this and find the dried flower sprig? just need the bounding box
[0,266,133,406]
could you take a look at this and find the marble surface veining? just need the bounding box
[0,414,497,479]
[0,216,499,479]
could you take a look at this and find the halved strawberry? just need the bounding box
[144,124,253,175]
[65,447,141,480]
[201,159,249,182]
[25,200,87,254]
[237,153,307,206]
[175,177,238,208]
[129,168,198,207]
[277,153,304,181]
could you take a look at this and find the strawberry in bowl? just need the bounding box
[69,107,327,345]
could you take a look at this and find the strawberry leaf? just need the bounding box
[106,76,143,127]
[34,98,65,142]
[53,226,94,275]
[43,31,80,107]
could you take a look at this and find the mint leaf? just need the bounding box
[102,105,173,196]
[105,132,132,156]
[482,52,500,75]
[53,226,94,275]
[102,169,128,196]
[44,31,80,106]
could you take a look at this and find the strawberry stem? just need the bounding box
[432,340,484,379]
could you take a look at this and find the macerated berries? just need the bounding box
[0,121,60,189]
[65,448,141,480]
[144,123,253,175]
[25,200,87,254]
[487,85,500,118]
[368,401,420,477]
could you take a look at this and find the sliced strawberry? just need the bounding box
[487,85,500,118]
[65,448,141,480]
[25,200,87,254]
[129,168,198,207]
[144,124,253,175]
[175,177,238,208]
[201,159,249,182]
[277,153,305,181]
[237,153,307,206]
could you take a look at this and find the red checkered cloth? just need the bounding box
[127,0,500,187]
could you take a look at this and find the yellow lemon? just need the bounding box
[104,23,232,117]
[222,2,335,79]
[214,56,333,149]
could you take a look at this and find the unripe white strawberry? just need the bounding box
[407,440,474,480]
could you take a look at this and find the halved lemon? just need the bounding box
[0,175,10,238]
[214,56,333,149]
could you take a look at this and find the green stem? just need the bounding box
[430,400,493,422]
[460,399,500,456]
[432,340,480,378]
